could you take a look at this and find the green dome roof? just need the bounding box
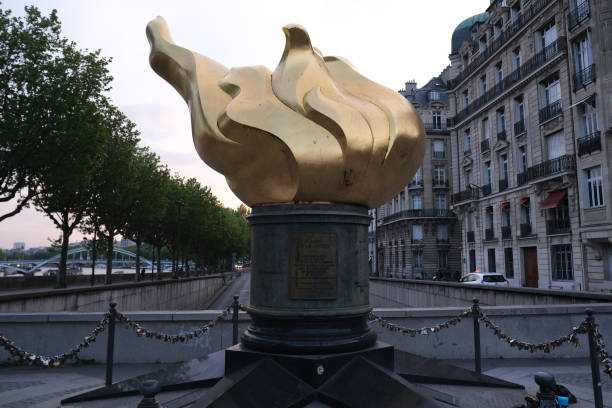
[451,12,489,54]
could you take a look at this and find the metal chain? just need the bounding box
[0,313,111,368]
[477,310,587,353]
[369,309,472,336]
[116,304,233,343]
[590,321,612,379]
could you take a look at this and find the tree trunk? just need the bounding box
[57,226,70,289]
[135,238,141,282]
[105,234,113,284]
[156,245,162,280]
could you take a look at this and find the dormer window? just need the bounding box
[429,91,440,101]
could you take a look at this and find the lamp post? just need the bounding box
[175,198,184,276]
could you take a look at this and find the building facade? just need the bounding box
[447,0,611,290]
[374,75,462,279]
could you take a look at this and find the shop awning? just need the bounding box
[517,197,530,206]
[499,202,509,210]
[539,189,568,210]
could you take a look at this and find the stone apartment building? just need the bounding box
[447,0,611,291]
[372,74,462,279]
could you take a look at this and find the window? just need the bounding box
[432,111,442,129]
[462,90,469,109]
[434,166,446,184]
[402,247,406,268]
[412,166,423,183]
[578,100,598,137]
[412,224,423,241]
[485,206,494,229]
[494,62,503,85]
[541,75,561,107]
[464,129,471,153]
[512,48,522,71]
[488,248,496,272]
[437,224,448,241]
[518,146,527,173]
[551,245,573,280]
[438,251,448,268]
[429,91,440,101]
[435,194,447,210]
[483,161,491,185]
[584,166,604,208]
[539,21,557,51]
[496,108,506,135]
[480,75,487,96]
[514,96,524,123]
[520,198,532,229]
[482,118,490,140]
[433,140,445,158]
[412,249,423,268]
[469,250,476,272]
[501,205,511,228]
[546,131,565,160]
[465,169,472,187]
[504,247,514,278]
[573,31,593,76]
[412,194,422,210]
[499,154,508,181]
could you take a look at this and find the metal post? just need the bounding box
[586,309,604,408]
[472,298,481,374]
[105,302,117,386]
[232,295,239,346]
[534,372,557,408]
[138,380,161,408]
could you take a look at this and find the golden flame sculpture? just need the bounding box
[146,17,425,208]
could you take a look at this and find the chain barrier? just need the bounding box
[369,309,472,336]
[477,310,588,353]
[115,305,232,343]
[0,313,111,368]
[591,320,612,378]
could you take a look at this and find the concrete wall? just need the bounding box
[370,277,612,308]
[0,273,175,290]
[1,304,610,363]
[0,276,226,313]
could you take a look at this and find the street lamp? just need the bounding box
[175,198,184,276]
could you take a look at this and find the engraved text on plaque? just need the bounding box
[290,232,337,299]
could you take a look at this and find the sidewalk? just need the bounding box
[0,358,609,407]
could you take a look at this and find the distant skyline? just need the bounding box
[0,0,487,248]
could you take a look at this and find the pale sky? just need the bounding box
[0,0,487,249]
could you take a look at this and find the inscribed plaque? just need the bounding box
[290,232,337,299]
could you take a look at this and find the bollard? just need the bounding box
[137,380,161,408]
[105,302,117,386]
[534,372,557,408]
[472,298,481,374]
[232,295,239,346]
[586,309,604,408]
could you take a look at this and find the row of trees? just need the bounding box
[0,5,249,287]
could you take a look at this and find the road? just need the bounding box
[209,268,250,309]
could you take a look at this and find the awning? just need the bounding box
[517,197,530,206]
[499,202,509,210]
[539,189,568,210]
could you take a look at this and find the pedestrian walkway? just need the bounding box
[0,357,608,407]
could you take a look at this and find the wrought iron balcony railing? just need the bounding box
[383,208,456,223]
[467,231,475,242]
[502,226,512,239]
[520,223,533,237]
[499,178,508,192]
[411,239,424,245]
[452,187,479,204]
[520,155,576,184]
[569,0,590,29]
[408,179,423,188]
[517,171,528,186]
[485,228,495,241]
[447,36,566,127]
[539,100,562,123]
[436,238,450,244]
[497,130,507,142]
[481,139,490,152]
[574,64,596,90]
[464,147,472,155]
[514,119,525,136]
[433,151,446,160]
[577,131,601,156]
[448,0,555,89]
[546,218,570,235]
[433,179,449,188]
[482,184,492,197]
[423,122,447,131]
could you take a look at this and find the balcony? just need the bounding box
[447,37,566,127]
[481,139,490,153]
[436,238,450,245]
[485,228,496,241]
[408,179,423,189]
[514,119,525,136]
[520,223,534,237]
[433,151,446,160]
[467,231,475,243]
[502,226,512,240]
[482,184,492,197]
[520,155,576,184]
[497,130,507,142]
[448,0,555,90]
[577,131,601,156]
[568,0,589,29]
[452,187,479,204]
[539,100,562,123]
[383,208,456,224]
[499,178,508,192]
[546,218,570,235]
[574,64,596,90]
[423,122,447,131]
[433,179,449,188]
[411,239,424,245]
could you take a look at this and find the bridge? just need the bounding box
[0,246,154,275]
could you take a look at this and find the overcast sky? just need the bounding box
[0,0,487,249]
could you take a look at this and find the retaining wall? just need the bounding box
[1,304,610,363]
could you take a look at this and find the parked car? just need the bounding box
[459,272,509,286]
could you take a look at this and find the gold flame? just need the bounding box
[146,18,425,208]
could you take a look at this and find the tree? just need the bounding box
[0,6,64,221]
